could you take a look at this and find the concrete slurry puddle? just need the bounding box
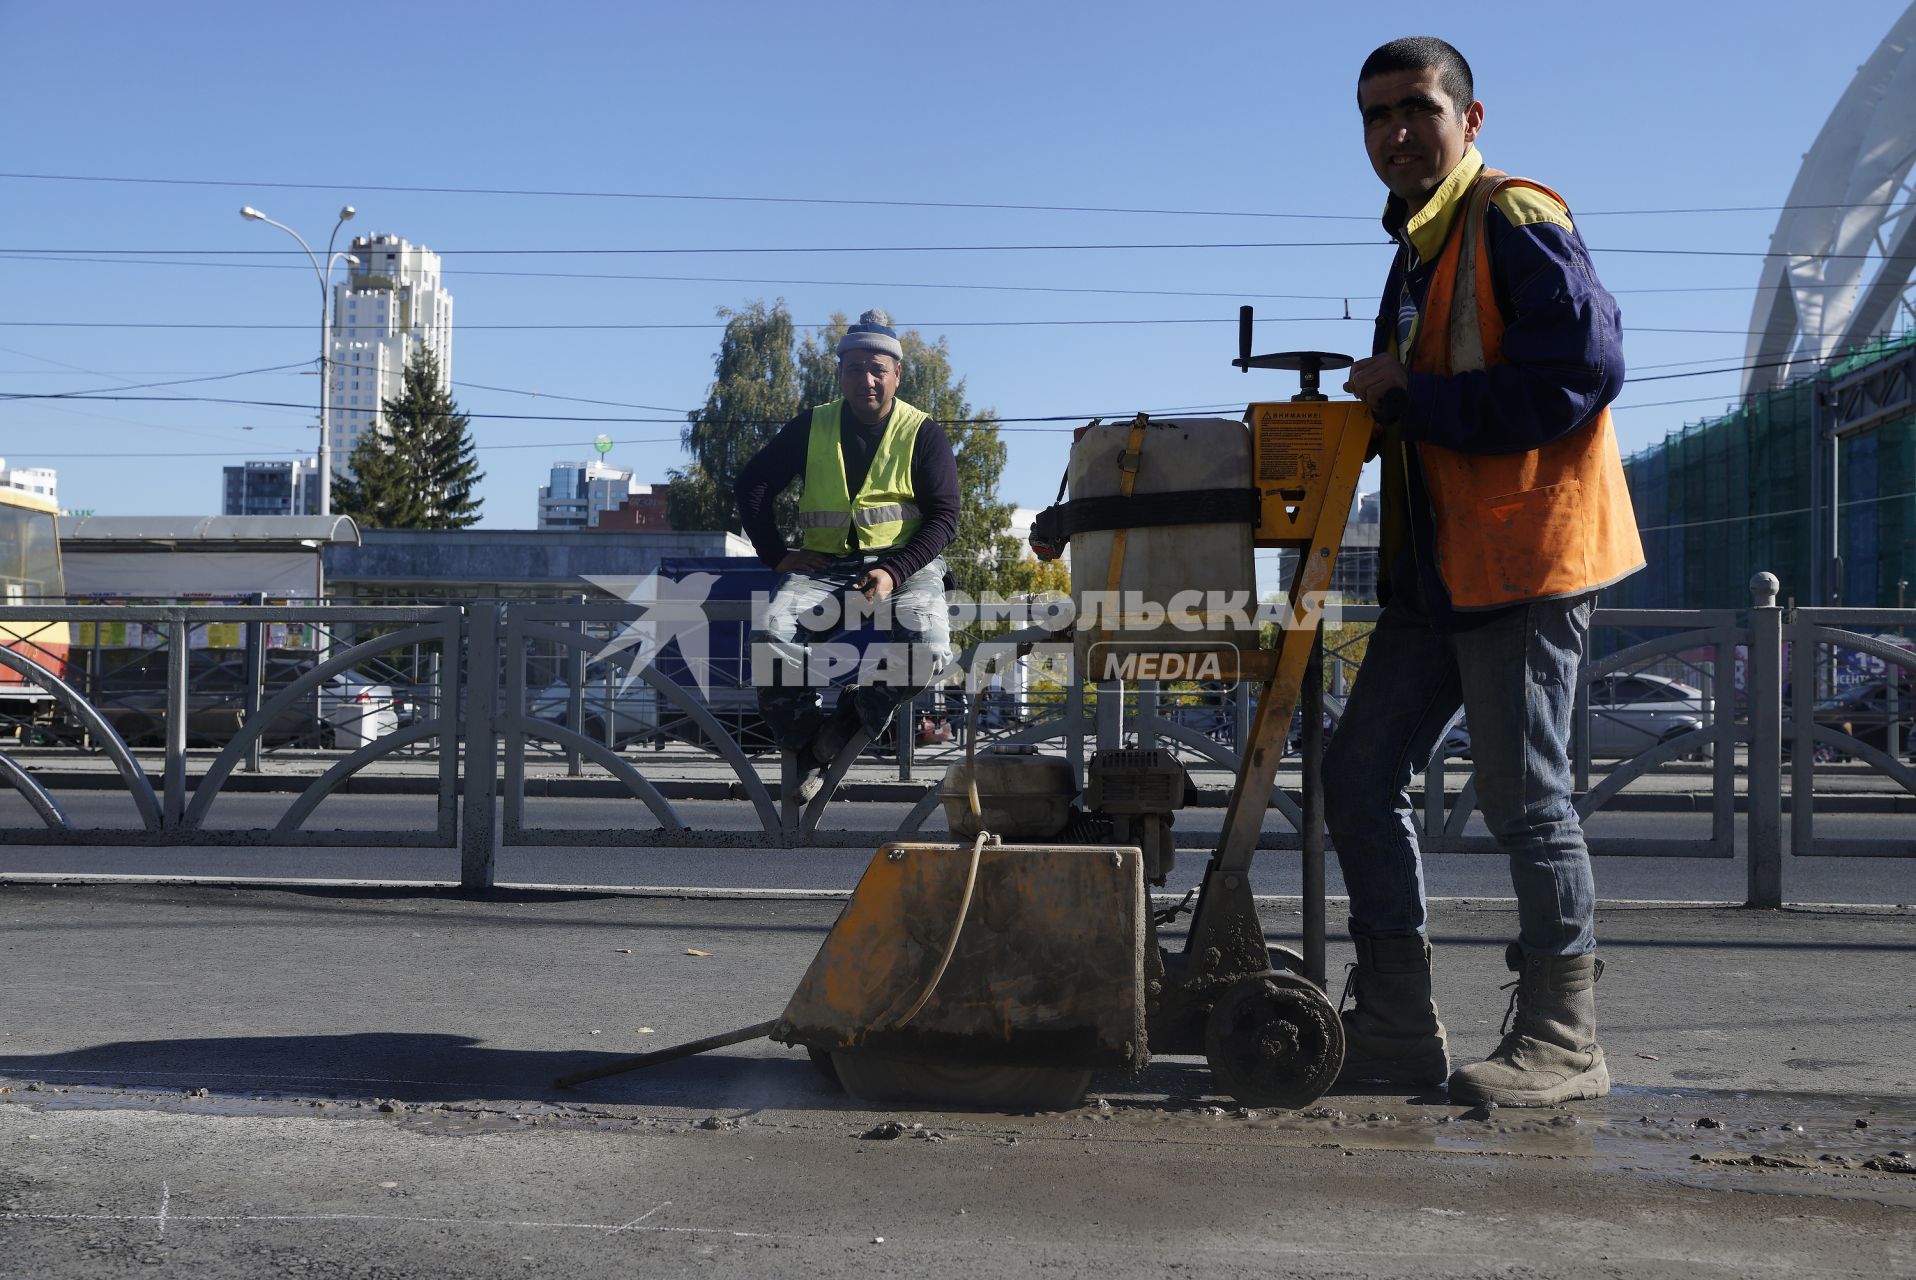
[7,1067,1914,1209]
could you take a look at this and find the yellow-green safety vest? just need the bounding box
[797,398,928,555]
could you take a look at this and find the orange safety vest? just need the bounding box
[1408,169,1644,610]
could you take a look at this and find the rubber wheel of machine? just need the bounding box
[1203,970,1345,1110]
[806,1046,844,1089]
[1266,944,1308,976]
[831,1051,1093,1113]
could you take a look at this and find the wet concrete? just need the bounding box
[2,882,1913,1276]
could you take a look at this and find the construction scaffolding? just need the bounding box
[1617,332,1916,609]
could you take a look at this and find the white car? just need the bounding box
[1437,673,1709,762]
[528,663,659,748]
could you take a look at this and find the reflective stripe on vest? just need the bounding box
[1409,169,1645,609]
[798,398,929,555]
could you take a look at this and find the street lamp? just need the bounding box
[240,204,357,516]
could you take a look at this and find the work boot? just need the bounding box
[808,696,867,768]
[1448,943,1609,1107]
[787,756,830,805]
[1336,934,1450,1088]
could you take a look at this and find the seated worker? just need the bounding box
[735,309,960,802]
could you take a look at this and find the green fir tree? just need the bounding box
[332,348,484,529]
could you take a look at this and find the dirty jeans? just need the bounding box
[751,555,953,751]
[1321,593,1597,958]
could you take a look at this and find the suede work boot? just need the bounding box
[1448,943,1609,1107]
[1335,935,1450,1088]
[808,697,866,768]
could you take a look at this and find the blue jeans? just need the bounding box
[1321,593,1597,957]
[751,555,953,751]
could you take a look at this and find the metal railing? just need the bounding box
[0,604,461,847]
[0,578,1909,904]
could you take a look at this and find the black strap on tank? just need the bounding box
[1029,488,1259,561]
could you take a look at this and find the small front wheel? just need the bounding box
[1204,970,1344,1110]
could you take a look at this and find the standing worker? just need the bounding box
[1327,38,1643,1105]
[736,310,960,803]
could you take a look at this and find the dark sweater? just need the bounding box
[733,404,961,584]
[1373,195,1625,629]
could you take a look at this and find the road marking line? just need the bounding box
[607,1201,670,1233]
[0,1208,785,1238]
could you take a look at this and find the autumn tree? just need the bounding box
[664,301,802,535]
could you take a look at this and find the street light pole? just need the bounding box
[240,205,356,516]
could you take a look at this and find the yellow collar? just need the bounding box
[1383,147,1484,264]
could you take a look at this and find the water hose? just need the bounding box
[892,656,995,1029]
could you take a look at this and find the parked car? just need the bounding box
[95,663,397,749]
[528,663,660,749]
[1433,672,1709,762]
[1585,673,1709,758]
[1801,674,1916,762]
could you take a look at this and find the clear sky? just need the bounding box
[2,0,1910,541]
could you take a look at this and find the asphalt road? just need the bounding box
[4,886,1914,1279]
[1,793,1912,906]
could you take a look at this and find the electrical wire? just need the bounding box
[1,170,1907,220]
[0,360,308,399]
[0,250,1799,299]
[0,318,1808,337]
[1634,486,1916,536]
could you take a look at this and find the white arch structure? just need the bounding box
[1745,2,1916,396]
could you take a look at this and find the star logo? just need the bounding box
[581,572,720,698]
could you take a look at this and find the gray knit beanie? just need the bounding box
[835,309,904,362]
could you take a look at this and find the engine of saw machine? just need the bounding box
[1084,749,1187,886]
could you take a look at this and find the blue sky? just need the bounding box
[2,0,1910,534]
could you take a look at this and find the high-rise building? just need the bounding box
[222,458,321,517]
[327,234,453,478]
[0,459,57,502]
[537,460,660,529]
[1276,491,1380,604]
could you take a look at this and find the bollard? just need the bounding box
[1746,572,1783,908]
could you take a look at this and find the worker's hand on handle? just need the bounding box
[776,549,834,575]
[1345,353,1408,412]
[856,567,897,601]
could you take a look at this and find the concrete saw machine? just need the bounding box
[558,310,1377,1112]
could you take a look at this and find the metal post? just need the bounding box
[1301,634,1327,987]
[242,592,266,774]
[1232,677,1251,753]
[1138,679,1158,750]
[565,596,585,777]
[1573,644,1591,794]
[238,205,355,516]
[460,602,500,890]
[1065,675,1086,790]
[163,608,189,827]
[898,689,916,782]
[779,751,799,842]
[1096,680,1122,753]
[1747,573,1783,909]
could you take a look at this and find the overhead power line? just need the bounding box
[0,344,1798,424]
[0,249,1801,298]
[0,319,1798,339]
[1,170,1907,220]
[0,240,1386,256]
